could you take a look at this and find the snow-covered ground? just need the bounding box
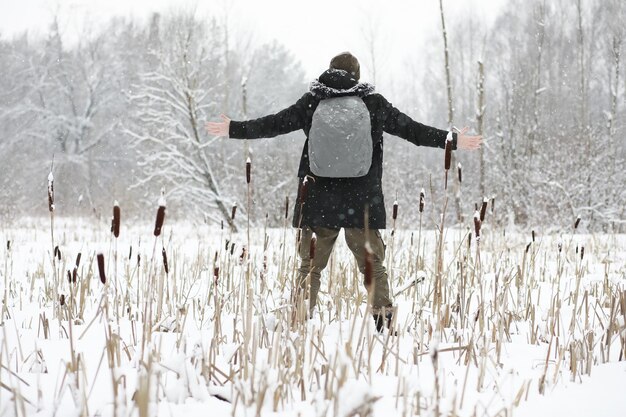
[0,217,625,417]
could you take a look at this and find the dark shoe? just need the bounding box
[372,305,395,333]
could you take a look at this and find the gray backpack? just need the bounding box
[308,96,373,178]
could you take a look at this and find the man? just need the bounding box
[206,52,481,332]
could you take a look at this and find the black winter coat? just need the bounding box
[229,69,457,230]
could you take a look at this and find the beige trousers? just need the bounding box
[296,227,393,314]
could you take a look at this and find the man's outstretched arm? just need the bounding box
[380,95,482,151]
[205,93,313,139]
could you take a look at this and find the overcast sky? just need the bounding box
[0,0,505,81]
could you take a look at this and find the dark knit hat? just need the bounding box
[329,52,360,80]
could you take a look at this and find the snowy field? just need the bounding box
[0,216,625,417]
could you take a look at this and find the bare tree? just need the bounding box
[127,13,237,228]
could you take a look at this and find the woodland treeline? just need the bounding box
[0,0,624,232]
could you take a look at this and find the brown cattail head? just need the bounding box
[419,188,425,213]
[213,266,219,281]
[161,247,169,274]
[230,242,235,256]
[558,242,562,253]
[364,242,373,289]
[473,211,481,241]
[7,240,11,251]
[298,177,310,205]
[444,134,453,171]
[525,242,532,254]
[231,203,237,220]
[128,246,132,261]
[480,198,488,222]
[67,270,72,285]
[491,196,495,214]
[72,267,77,284]
[392,200,398,221]
[60,294,65,306]
[457,163,462,183]
[309,233,317,260]
[284,196,289,220]
[580,246,585,260]
[137,254,141,267]
[239,246,247,264]
[213,250,218,264]
[112,202,121,238]
[246,156,251,184]
[154,194,166,237]
[97,253,106,284]
[531,230,536,242]
[574,216,581,229]
[54,245,61,261]
[75,252,82,268]
[47,171,54,212]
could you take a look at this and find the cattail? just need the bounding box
[531,230,536,242]
[75,252,82,268]
[67,270,72,285]
[557,242,562,253]
[72,267,77,284]
[525,242,532,254]
[491,196,495,214]
[6,240,10,251]
[298,177,310,205]
[392,200,398,221]
[137,254,141,267]
[580,246,585,260]
[161,247,169,274]
[230,242,235,256]
[444,134,453,189]
[574,216,581,229]
[54,246,61,261]
[473,211,481,241]
[60,294,65,306]
[213,251,218,264]
[154,194,166,237]
[47,171,54,212]
[480,198,488,222]
[213,266,220,281]
[309,234,317,260]
[364,243,373,288]
[284,196,289,220]
[112,202,120,238]
[239,246,247,263]
[246,156,251,184]
[231,203,237,220]
[457,163,462,183]
[419,188,425,213]
[444,135,453,170]
[97,253,106,284]
[225,239,230,251]
[128,246,132,261]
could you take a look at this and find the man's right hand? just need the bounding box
[205,114,231,137]
[456,127,482,150]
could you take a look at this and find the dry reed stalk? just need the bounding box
[47,168,61,321]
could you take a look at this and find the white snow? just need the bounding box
[0,218,624,417]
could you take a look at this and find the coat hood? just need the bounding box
[310,69,375,99]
